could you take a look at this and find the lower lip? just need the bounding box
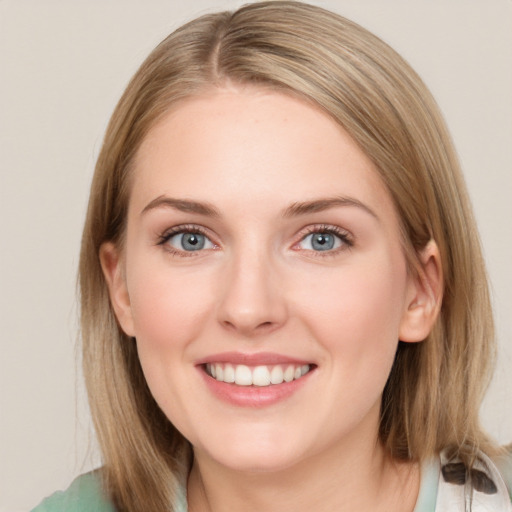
[198,367,313,408]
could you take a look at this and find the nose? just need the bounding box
[216,247,288,337]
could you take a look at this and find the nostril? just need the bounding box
[222,318,272,328]
[221,320,236,330]
[253,321,277,333]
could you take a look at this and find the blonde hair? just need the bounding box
[79,1,497,509]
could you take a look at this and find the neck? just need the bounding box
[187,427,419,512]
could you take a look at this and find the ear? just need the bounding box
[99,242,136,337]
[399,240,443,343]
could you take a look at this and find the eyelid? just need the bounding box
[157,223,210,242]
[157,224,219,256]
[292,224,354,253]
[156,223,352,257]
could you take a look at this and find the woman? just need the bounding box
[32,1,512,511]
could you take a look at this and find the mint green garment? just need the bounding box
[31,452,512,512]
[414,456,440,511]
[30,470,188,512]
[30,472,115,512]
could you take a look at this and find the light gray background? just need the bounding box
[1,1,511,510]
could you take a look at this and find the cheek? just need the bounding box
[126,259,215,352]
[295,253,408,366]
[125,261,216,419]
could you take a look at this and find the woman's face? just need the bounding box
[102,87,433,473]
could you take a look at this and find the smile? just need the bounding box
[205,363,311,387]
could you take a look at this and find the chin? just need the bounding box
[193,426,315,474]
[208,446,304,474]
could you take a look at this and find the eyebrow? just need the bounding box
[141,196,220,217]
[141,195,378,220]
[283,196,378,220]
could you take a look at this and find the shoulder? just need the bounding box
[434,449,512,511]
[30,471,116,512]
[416,449,512,512]
[494,445,512,501]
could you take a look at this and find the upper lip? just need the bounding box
[195,351,313,366]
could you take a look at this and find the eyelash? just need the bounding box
[294,224,353,256]
[156,223,353,257]
[157,224,217,257]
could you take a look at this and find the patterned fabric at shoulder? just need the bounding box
[437,450,512,511]
[494,445,512,503]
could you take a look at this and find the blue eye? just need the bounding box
[299,231,344,251]
[166,232,214,252]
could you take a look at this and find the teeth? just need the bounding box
[270,365,284,384]
[223,363,235,383]
[252,366,271,386]
[206,363,311,386]
[234,365,252,386]
[215,364,224,382]
[284,365,295,382]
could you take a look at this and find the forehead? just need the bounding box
[130,86,396,221]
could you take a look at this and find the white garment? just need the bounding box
[435,452,512,512]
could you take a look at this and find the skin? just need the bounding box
[101,86,442,512]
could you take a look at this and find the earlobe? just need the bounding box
[99,242,136,337]
[399,240,443,343]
